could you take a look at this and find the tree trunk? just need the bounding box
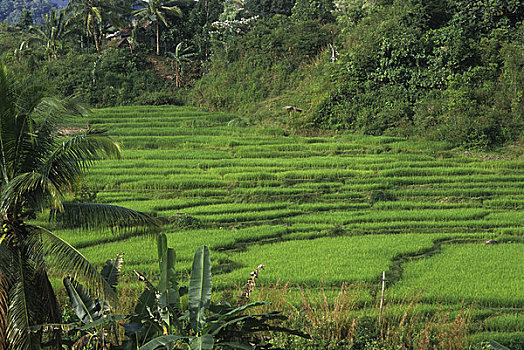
[0,273,9,350]
[175,62,181,88]
[156,22,160,56]
[94,28,100,52]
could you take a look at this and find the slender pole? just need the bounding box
[156,22,160,56]
[379,271,386,326]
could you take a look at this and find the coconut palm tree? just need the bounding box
[0,63,160,349]
[134,0,183,55]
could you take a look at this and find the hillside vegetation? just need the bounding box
[195,0,524,149]
[0,0,522,149]
[1,1,523,348]
[0,0,58,24]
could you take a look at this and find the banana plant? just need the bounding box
[63,254,127,349]
[24,9,71,61]
[167,42,196,88]
[126,234,308,350]
[123,233,186,349]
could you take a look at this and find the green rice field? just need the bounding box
[55,106,523,346]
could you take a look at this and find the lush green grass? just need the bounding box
[483,314,524,332]
[216,234,437,288]
[390,243,524,307]
[52,105,524,347]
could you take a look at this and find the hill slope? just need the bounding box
[0,0,58,24]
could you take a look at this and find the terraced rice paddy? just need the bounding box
[56,106,523,346]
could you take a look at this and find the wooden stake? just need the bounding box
[379,271,386,326]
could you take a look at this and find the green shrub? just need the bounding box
[192,19,333,114]
[134,88,187,106]
[308,1,524,148]
[170,213,203,229]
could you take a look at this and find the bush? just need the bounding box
[170,213,203,229]
[308,1,524,148]
[3,46,176,108]
[134,88,187,106]
[191,19,333,114]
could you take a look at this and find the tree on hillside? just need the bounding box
[0,63,160,349]
[66,0,127,52]
[134,0,183,56]
[24,9,71,61]
[17,8,34,31]
[291,0,335,23]
[167,41,195,87]
[66,0,104,51]
[220,0,244,21]
[189,0,224,59]
[244,0,296,18]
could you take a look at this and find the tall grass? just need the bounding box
[248,282,472,349]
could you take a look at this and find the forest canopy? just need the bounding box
[0,0,60,24]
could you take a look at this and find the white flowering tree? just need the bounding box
[209,15,259,55]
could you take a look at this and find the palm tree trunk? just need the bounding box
[156,22,160,56]
[0,273,9,350]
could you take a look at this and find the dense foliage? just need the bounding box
[197,0,524,148]
[192,16,334,113]
[310,0,524,148]
[1,0,523,147]
[0,63,159,349]
[0,0,57,25]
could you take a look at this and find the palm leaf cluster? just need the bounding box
[66,0,132,52]
[134,0,182,55]
[0,63,159,349]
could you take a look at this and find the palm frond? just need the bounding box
[21,232,62,328]
[0,238,16,350]
[0,272,9,350]
[35,273,62,348]
[28,26,46,39]
[0,63,16,185]
[6,250,31,350]
[50,203,161,237]
[100,254,124,291]
[54,128,121,159]
[156,10,168,27]
[34,269,61,326]
[0,172,63,215]
[3,72,91,182]
[15,121,55,182]
[161,6,182,17]
[31,225,116,304]
[40,129,122,194]
[0,63,9,109]
[0,236,16,282]
[31,95,90,127]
